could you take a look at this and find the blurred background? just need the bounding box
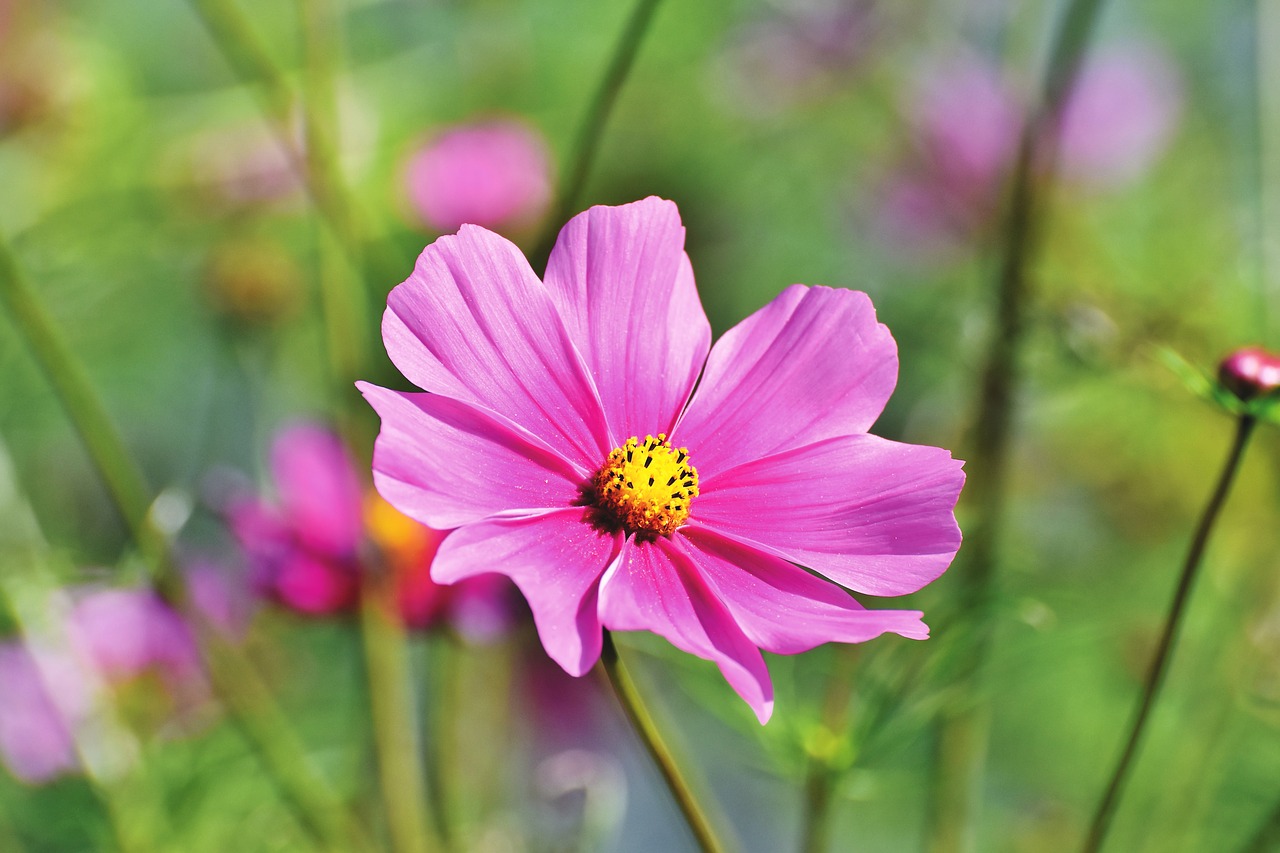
[1,0,1278,850]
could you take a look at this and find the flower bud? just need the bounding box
[1218,347,1280,401]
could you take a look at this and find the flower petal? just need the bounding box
[679,527,928,654]
[382,225,609,468]
[431,509,619,677]
[598,537,774,723]
[271,423,364,557]
[543,197,711,443]
[360,382,586,529]
[693,434,964,597]
[673,285,898,477]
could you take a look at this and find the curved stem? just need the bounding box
[0,231,374,853]
[531,0,665,265]
[358,572,440,853]
[1082,415,1256,852]
[0,234,169,580]
[597,632,729,853]
[927,0,1107,848]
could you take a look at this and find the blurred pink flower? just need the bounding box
[1055,42,1182,188]
[403,119,552,234]
[231,422,516,633]
[68,589,202,684]
[360,197,965,723]
[0,644,83,784]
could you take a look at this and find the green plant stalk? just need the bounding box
[201,628,379,853]
[926,0,1108,850]
[597,632,729,853]
[532,0,665,265]
[187,0,397,289]
[297,0,370,397]
[358,573,439,853]
[0,231,373,853]
[1082,415,1257,853]
[798,647,859,853]
[0,236,167,579]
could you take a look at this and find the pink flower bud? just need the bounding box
[1218,347,1280,401]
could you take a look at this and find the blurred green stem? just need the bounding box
[187,0,396,289]
[0,232,168,580]
[799,647,859,853]
[296,0,371,404]
[532,0,665,264]
[1082,415,1256,853]
[927,0,1107,849]
[1242,797,1280,852]
[597,632,729,853]
[0,233,374,853]
[359,573,440,853]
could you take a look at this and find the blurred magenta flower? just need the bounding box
[360,197,965,723]
[1219,347,1280,402]
[1055,42,1182,188]
[872,41,1181,258]
[231,422,515,633]
[403,119,552,234]
[68,589,203,685]
[0,643,84,784]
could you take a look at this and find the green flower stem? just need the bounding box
[0,232,373,853]
[597,631,729,853]
[927,0,1107,848]
[1082,414,1257,853]
[358,572,440,853]
[532,0,665,265]
[0,234,168,580]
[799,647,859,853]
[202,628,379,853]
[187,0,397,289]
[1242,797,1280,852]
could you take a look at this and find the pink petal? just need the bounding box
[431,509,619,676]
[360,382,586,530]
[404,120,552,233]
[68,589,202,682]
[679,527,928,654]
[598,537,774,723]
[0,644,79,785]
[271,423,364,558]
[673,286,898,478]
[382,225,609,469]
[692,434,963,597]
[543,197,711,443]
[271,552,360,616]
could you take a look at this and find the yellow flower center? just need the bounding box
[592,434,699,538]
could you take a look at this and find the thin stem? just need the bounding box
[0,234,168,580]
[202,629,378,853]
[597,632,729,853]
[1082,415,1257,853]
[531,0,665,265]
[927,0,1107,849]
[799,648,859,853]
[186,0,397,288]
[297,0,371,399]
[358,572,439,853]
[0,232,373,853]
[1241,796,1280,853]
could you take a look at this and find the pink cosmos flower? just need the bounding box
[0,643,84,784]
[230,422,515,634]
[359,196,965,723]
[403,119,552,234]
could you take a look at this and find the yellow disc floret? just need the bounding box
[592,434,699,538]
